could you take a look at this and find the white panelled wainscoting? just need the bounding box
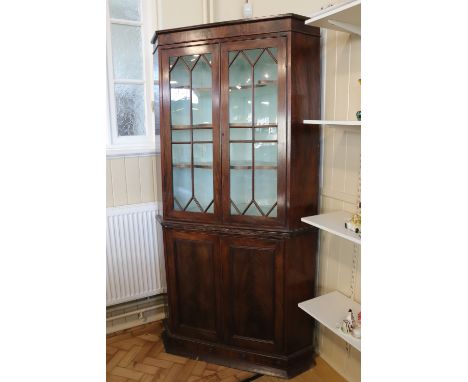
[106,202,166,333]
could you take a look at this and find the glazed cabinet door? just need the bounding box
[160,45,221,222]
[164,229,223,342]
[220,37,287,227]
[220,236,284,353]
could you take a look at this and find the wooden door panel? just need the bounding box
[231,246,275,341]
[165,229,222,342]
[221,236,284,353]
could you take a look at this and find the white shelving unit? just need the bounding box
[301,211,361,245]
[303,120,361,126]
[299,291,361,351]
[305,0,361,36]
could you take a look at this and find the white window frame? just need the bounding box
[106,0,160,156]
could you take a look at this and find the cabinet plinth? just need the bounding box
[153,14,321,378]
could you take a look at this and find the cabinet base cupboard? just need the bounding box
[152,14,321,378]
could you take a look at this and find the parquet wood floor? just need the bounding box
[107,321,347,382]
[106,321,256,382]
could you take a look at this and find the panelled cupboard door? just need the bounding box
[220,236,284,353]
[160,44,221,223]
[221,37,287,227]
[164,230,223,342]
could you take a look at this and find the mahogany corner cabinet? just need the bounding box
[152,14,321,378]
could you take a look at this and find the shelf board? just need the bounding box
[299,291,361,351]
[303,120,361,126]
[301,211,361,244]
[305,0,361,36]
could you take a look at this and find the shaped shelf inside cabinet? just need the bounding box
[299,291,361,351]
[301,211,361,245]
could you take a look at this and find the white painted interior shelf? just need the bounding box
[299,291,361,351]
[305,0,361,36]
[301,211,361,244]
[303,120,361,126]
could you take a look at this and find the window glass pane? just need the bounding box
[153,49,160,135]
[109,0,141,21]
[254,142,277,166]
[172,144,191,165]
[193,129,212,141]
[230,143,251,166]
[170,58,190,126]
[193,143,213,165]
[230,169,252,215]
[171,130,190,142]
[173,168,192,210]
[244,49,263,64]
[254,169,277,216]
[192,55,212,125]
[254,50,278,125]
[114,84,145,136]
[229,52,252,124]
[230,128,252,140]
[254,127,277,140]
[111,24,143,80]
[194,168,214,212]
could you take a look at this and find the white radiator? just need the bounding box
[106,202,166,306]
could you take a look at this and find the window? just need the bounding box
[106,0,159,155]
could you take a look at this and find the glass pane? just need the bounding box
[173,167,192,210]
[192,55,212,88]
[114,84,145,136]
[172,144,191,165]
[229,51,239,65]
[268,47,278,60]
[153,50,160,135]
[192,55,212,125]
[109,0,141,20]
[245,203,262,217]
[186,199,202,212]
[254,127,277,140]
[254,169,277,216]
[111,24,143,80]
[170,58,190,126]
[182,54,200,70]
[169,56,177,70]
[270,205,277,217]
[254,50,278,125]
[244,49,263,65]
[194,168,214,212]
[230,143,252,166]
[230,128,252,140]
[230,169,252,214]
[193,129,212,141]
[254,142,277,166]
[172,130,190,142]
[193,143,213,165]
[192,89,212,125]
[229,52,252,124]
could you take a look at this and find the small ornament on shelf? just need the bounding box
[337,308,361,339]
[345,201,361,234]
